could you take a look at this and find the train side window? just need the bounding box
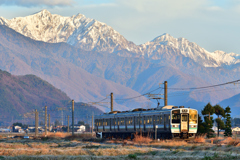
[160,116,162,124]
[140,117,142,124]
[94,119,97,126]
[144,117,146,124]
[150,117,152,124]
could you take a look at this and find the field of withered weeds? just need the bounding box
[0,133,239,159]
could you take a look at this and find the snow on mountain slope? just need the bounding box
[0,9,139,54]
[140,33,240,67]
[1,10,240,68]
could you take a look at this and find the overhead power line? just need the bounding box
[114,87,162,101]
[168,79,240,90]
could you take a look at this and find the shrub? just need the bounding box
[194,136,206,143]
[133,133,152,145]
[128,154,137,159]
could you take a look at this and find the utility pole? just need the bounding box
[45,106,47,136]
[48,114,50,132]
[35,109,38,137]
[164,81,168,106]
[72,100,74,136]
[67,115,69,133]
[111,92,113,112]
[62,109,63,126]
[92,113,94,134]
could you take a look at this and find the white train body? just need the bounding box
[94,105,198,139]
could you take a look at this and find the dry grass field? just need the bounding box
[0,132,239,160]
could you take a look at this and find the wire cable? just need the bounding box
[114,87,162,101]
[168,79,240,90]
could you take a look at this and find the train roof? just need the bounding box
[95,105,197,119]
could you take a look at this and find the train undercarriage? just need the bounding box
[97,131,195,140]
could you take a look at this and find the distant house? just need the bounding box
[70,125,86,132]
[232,127,240,133]
[77,125,85,132]
[13,126,22,132]
[0,128,11,132]
[27,126,43,133]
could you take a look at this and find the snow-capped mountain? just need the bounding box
[1,9,240,68]
[0,9,139,54]
[140,33,240,67]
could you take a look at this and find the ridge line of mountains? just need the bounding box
[0,9,239,118]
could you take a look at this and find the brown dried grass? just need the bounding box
[194,136,206,143]
[133,133,152,145]
[45,132,71,138]
[227,138,240,146]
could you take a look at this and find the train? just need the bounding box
[94,105,198,139]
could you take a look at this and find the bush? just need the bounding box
[128,154,137,159]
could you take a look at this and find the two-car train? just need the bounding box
[94,105,198,139]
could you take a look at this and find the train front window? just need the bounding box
[189,109,197,124]
[172,110,180,123]
[182,115,188,122]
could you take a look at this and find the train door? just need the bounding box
[143,116,146,131]
[181,114,188,132]
[110,118,112,131]
[117,118,120,131]
[113,118,115,131]
[95,119,98,132]
[134,116,136,131]
[153,115,156,131]
[125,117,128,131]
[166,115,170,131]
[164,115,166,130]
[103,119,105,131]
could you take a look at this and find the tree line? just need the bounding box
[197,103,232,138]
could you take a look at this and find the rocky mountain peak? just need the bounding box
[151,33,176,43]
[35,9,52,18]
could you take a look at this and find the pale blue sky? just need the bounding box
[0,0,239,54]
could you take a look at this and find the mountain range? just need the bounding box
[0,69,103,125]
[0,10,239,117]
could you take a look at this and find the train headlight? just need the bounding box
[191,125,196,128]
[172,125,179,128]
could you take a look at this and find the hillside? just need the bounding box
[219,92,240,117]
[0,25,150,111]
[0,70,103,125]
